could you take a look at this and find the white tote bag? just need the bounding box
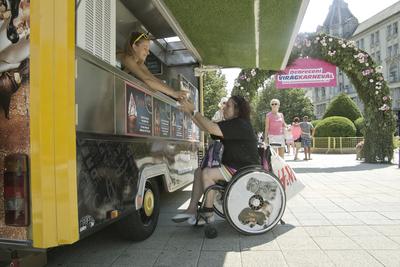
[269,148,305,200]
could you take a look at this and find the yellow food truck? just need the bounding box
[0,0,308,264]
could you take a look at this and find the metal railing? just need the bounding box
[311,137,364,153]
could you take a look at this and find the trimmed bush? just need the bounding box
[354,117,365,137]
[315,116,356,137]
[311,119,321,128]
[323,93,362,122]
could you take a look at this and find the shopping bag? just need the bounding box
[201,140,224,169]
[258,144,272,172]
[269,148,305,200]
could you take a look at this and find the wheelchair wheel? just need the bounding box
[213,189,225,218]
[223,167,286,235]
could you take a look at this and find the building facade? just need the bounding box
[311,0,400,119]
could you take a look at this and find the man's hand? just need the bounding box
[178,98,195,114]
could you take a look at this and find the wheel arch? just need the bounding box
[135,164,168,210]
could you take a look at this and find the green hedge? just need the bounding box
[354,117,365,137]
[315,116,356,137]
[323,93,362,122]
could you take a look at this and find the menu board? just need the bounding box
[153,98,171,138]
[171,107,184,139]
[126,83,152,136]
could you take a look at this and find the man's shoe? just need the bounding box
[172,213,195,223]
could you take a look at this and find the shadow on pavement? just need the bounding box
[293,162,394,173]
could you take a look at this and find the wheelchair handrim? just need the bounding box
[223,168,286,235]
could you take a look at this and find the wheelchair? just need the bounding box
[197,145,286,238]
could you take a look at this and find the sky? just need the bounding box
[221,0,400,95]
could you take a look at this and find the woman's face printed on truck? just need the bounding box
[223,98,237,120]
[132,39,150,63]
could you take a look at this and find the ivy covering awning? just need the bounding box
[161,0,309,70]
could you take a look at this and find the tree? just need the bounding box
[253,80,314,132]
[323,93,362,122]
[203,71,227,119]
[231,68,274,104]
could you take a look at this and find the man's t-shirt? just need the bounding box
[300,121,313,138]
[214,118,260,170]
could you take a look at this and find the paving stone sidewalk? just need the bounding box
[46,153,400,267]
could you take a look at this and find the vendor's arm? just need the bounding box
[179,99,223,137]
[121,55,187,100]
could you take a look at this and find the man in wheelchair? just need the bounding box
[172,95,260,225]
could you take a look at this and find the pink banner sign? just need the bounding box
[275,58,337,89]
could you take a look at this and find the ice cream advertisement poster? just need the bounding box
[275,58,337,89]
[153,98,170,138]
[126,83,152,136]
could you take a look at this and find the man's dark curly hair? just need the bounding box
[230,95,251,121]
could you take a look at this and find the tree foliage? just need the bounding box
[203,71,227,119]
[323,93,362,122]
[253,81,314,132]
[231,69,274,103]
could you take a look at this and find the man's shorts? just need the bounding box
[301,137,312,147]
[268,135,285,148]
[218,165,237,181]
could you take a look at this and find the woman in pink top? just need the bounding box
[291,117,302,160]
[264,99,286,158]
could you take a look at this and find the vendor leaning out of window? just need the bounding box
[116,31,187,100]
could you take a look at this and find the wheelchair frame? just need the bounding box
[198,163,287,238]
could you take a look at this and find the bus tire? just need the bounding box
[117,178,160,241]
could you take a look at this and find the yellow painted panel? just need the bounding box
[54,0,78,245]
[30,0,58,248]
[30,0,78,248]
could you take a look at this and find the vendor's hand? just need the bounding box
[174,90,189,100]
[178,98,195,114]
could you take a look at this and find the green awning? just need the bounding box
[162,0,309,70]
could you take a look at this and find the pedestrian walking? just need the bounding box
[285,125,295,155]
[300,115,314,160]
[291,117,302,160]
[264,99,286,158]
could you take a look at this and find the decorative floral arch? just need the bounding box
[233,33,396,163]
[290,33,396,163]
